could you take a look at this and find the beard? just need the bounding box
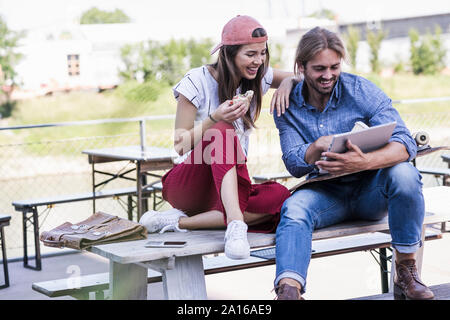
[303,72,337,97]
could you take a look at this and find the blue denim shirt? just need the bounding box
[273,72,416,178]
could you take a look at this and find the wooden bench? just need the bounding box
[352,282,450,300]
[417,167,450,186]
[33,187,450,299]
[31,227,443,299]
[252,172,294,184]
[11,186,153,270]
[31,186,450,300]
[0,215,11,289]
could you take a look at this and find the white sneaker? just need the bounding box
[139,208,188,233]
[224,220,250,260]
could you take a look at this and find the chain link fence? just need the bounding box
[0,108,449,261]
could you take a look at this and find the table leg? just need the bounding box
[379,248,389,293]
[91,162,96,214]
[136,162,143,220]
[161,255,207,300]
[109,261,148,300]
[136,162,149,220]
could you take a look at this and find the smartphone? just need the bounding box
[145,240,187,248]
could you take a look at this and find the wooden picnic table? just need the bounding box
[87,186,450,300]
[82,145,177,219]
[442,154,450,167]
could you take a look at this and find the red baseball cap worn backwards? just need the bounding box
[210,15,268,55]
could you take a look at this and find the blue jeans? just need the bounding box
[274,162,425,293]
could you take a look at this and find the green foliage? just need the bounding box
[343,26,360,71]
[0,16,25,117]
[80,7,131,24]
[0,100,16,118]
[393,59,405,73]
[119,38,214,86]
[366,28,387,74]
[308,9,337,20]
[113,80,163,103]
[0,17,25,86]
[409,26,446,75]
[186,39,214,69]
[269,42,284,69]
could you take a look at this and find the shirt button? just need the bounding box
[319,124,324,128]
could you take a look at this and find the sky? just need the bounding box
[1,0,450,40]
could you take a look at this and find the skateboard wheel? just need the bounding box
[414,131,429,145]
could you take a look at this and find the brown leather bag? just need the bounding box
[40,211,147,250]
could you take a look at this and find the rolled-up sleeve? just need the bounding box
[358,79,417,161]
[370,100,417,161]
[274,113,315,178]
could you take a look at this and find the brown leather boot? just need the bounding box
[393,259,434,300]
[274,283,304,300]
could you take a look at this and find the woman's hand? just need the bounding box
[212,99,248,123]
[270,74,302,117]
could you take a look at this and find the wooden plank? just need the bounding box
[12,187,148,208]
[84,146,177,163]
[252,172,294,183]
[87,154,122,164]
[90,187,450,265]
[89,210,449,265]
[352,282,450,300]
[109,260,147,300]
[35,186,449,298]
[418,167,450,176]
[140,160,173,172]
[162,255,207,300]
[90,231,276,264]
[0,215,10,227]
[32,273,109,298]
[32,229,443,299]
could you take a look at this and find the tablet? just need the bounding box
[319,121,397,174]
[329,121,397,153]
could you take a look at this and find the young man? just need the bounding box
[272,27,434,300]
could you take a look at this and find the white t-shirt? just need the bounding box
[172,65,274,163]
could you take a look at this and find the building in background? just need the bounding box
[285,12,450,73]
[13,23,149,98]
[11,11,450,99]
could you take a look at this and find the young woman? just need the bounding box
[139,15,297,259]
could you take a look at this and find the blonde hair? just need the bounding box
[294,27,347,75]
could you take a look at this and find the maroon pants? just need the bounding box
[161,122,291,233]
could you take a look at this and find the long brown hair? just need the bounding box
[294,27,347,76]
[210,29,270,129]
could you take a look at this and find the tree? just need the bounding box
[269,42,284,69]
[366,28,387,74]
[0,16,25,117]
[80,7,131,24]
[343,26,360,71]
[308,9,337,20]
[119,38,214,85]
[409,26,446,75]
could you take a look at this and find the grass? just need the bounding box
[363,73,450,114]
[0,85,177,145]
[366,73,450,99]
